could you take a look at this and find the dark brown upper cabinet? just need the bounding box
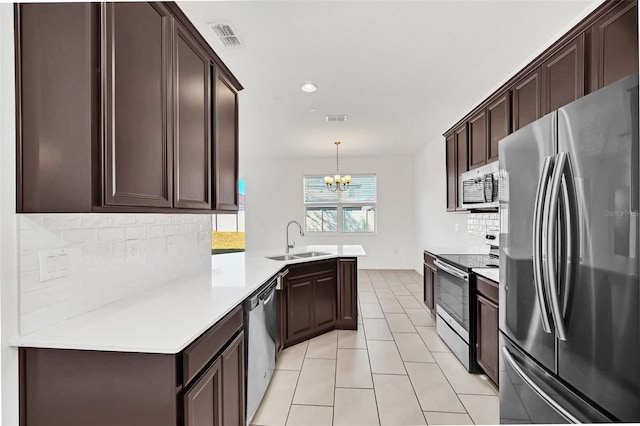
[486,91,511,163]
[511,67,542,131]
[542,35,585,113]
[16,3,100,213]
[213,70,240,212]
[444,123,468,212]
[173,21,212,210]
[445,133,457,212]
[468,110,487,170]
[103,2,173,209]
[454,124,468,211]
[587,0,638,93]
[16,2,243,214]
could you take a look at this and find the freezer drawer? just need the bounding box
[500,336,613,424]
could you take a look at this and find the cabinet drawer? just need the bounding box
[424,251,436,269]
[183,305,243,387]
[476,275,499,304]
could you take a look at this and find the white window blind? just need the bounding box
[304,175,377,204]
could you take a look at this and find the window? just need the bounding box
[303,174,376,233]
[212,180,245,254]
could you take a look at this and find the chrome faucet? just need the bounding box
[285,220,304,253]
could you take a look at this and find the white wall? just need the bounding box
[412,136,486,272]
[244,155,415,269]
[1,4,19,423]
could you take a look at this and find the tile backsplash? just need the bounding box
[467,212,499,236]
[18,214,212,335]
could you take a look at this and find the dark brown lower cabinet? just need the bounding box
[423,252,437,314]
[275,288,285,360]
[20,307,245,426]
[283,258,358,347]
[337,258,358,329]
[184,358,222,426]
[476,276,499,386]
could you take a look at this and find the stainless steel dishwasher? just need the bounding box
[244,273,280,425]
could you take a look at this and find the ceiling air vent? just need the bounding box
[209,22,243,48]
[326,115,347,122]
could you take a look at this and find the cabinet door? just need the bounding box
[103,3,173,208]
[468,110,487,170]
[213,71,240,212]
[286,276,314,343]
[588,0,638,92]
[423,264,434,312]
[445,133,457,212]
[173,22,211,209]
[184,357,223,426]
[512,67,542,131]
[543,35,585,113]
[486,92,510,163]
[454,124,468,210]
[337,258,357,330]
[314,273,337,331]
[222,332,245,426]
[476,294,499,385]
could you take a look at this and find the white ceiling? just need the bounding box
[178,0,598,161]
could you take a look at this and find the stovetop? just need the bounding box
[436,253,499,272]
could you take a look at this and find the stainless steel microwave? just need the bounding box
[460,161,499,210]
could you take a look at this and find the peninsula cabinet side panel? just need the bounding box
[337,258,358,330]
[20,348,178,426]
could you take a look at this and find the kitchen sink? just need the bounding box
[293,251,330,258]
[266,254,301,261]
[265,251,331,261]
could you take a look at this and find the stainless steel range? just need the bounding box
[435,253,496,372]
[435,234,499,372]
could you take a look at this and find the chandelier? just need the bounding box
[324,141,351,192]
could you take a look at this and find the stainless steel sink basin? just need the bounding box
[266,254,301,261]
[265,251,331,261]
[293,251,330,258]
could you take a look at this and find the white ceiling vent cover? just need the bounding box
[209,22,243,48]
[326,115,347,122]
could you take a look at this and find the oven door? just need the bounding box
[434,259,470,342]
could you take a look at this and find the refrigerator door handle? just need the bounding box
[559,166,579,317]
[502,346,580,424]
[545,152,569,341]
[533,156,554,334]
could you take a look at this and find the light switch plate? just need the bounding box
[38,248,72,282]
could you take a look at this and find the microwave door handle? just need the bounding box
[545,152,569,341]
[533,156,554,334]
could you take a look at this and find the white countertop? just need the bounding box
[472,268,499,282]
[424,245,489,255]
[11,245,365,354]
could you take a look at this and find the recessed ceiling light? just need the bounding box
[301,82,318,93]
[307,108,317,113]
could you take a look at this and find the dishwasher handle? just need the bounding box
[247,279,277,311]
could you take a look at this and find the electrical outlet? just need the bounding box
[38,248,72,282]
[455,224,460,232]
[126,239,139,262]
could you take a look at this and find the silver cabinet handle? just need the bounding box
[533,156,554,334]
[276,269,289,290]
[433,259,468,280]
[502,346,579,423]
[545,152,569,341]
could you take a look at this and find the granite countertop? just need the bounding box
[11,245,366,354]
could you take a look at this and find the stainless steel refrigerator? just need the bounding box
[499,74,639,423]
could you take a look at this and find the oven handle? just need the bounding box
[434,259,468,280]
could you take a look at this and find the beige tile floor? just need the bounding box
[251,269,499,426]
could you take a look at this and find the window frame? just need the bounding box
[302,174,377,236]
